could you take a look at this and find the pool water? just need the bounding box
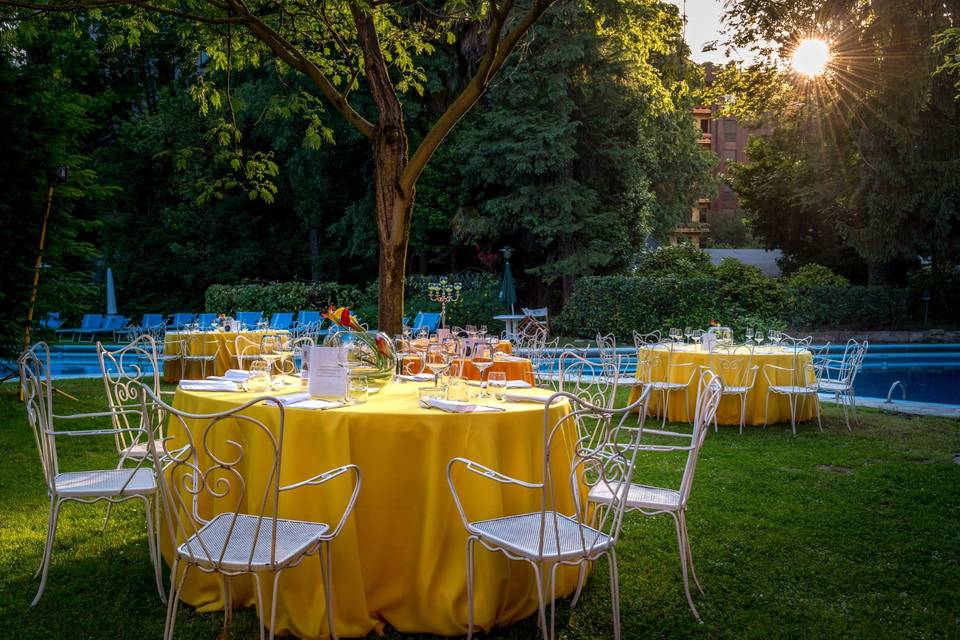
[4,342,959,406]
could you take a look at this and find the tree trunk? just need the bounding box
[372,126,412,336]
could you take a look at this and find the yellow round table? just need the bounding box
[626,345,816,426]
[165,382,580,638]
[163,330,285,383]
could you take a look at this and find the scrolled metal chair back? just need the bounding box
[632,330,662,349]
[838,338,868,385]
[710,344,756,390]
[541,385,653,557]
[780,334,815,386]
[18,342,58,493]
[234,333,260,361]
[636,342,669,385]
[97,334,164,456]
[140,387,288,571]
[280,335,315,375]
[558,350,619,409]
[678,371,723,508]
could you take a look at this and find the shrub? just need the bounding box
[715,258,786,320]
[633,244,715,278]
[786,286,910,329]
[784,263,850,290]
[205,281,364,316]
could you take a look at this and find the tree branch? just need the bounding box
[224,0,375,138]
[401,0,554,193]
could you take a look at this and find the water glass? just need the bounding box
[349,376,369,404]
[684,326,693,344]
[244,361,269,392]
[418,386,445,408]
[488,371,507,401]
[745,327,754,344]
[755,330,766,347]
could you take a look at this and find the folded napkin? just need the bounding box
[179,379,239,392]
[496,356,526,362]
[425,399,505,413]
[222,369,253,381]
[274,392,344,410]
[466,379,531,389]
[503,393,552,404]
[398,373,435,382]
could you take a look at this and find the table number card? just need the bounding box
[701,333,717,352]
[308,346,348,398]
[436,328,451,342]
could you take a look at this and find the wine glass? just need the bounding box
[684,326,693,344]
[244,361,269,393]
[770,330,782,349]
[745,327,754,345]
[425,343,450,389]
[260,334,281,388]
[755,329,765,349]
[337,339,362,402]
[472,344,494,397]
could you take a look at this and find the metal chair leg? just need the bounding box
[319,542,338,640]
[465,537,476,640]
[607,549,622,640]
[671,512,700,622]
[268,568,284,640]
[531,561,549,640]
[679,511,703,595]
[32,497,63,607]
[143,496,166,602]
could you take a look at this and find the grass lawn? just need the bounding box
[0,379,958,639]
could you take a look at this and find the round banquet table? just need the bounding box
[626,344,816,426]
[401,356,535,385]
[164,381,581,639]
[162,330,285,383]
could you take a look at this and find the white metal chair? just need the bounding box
[557,349,619,409]
[233,333,262,371]
[141,387,361,640]
[708,345,759,434]
[447,385,653,640]
[816,339,868,430]
[762,335,822,434]
[636,342,698,426]
[151,326,184,380]
[587,370,723,622]
[18,342,165,606]
[178,333,221,379]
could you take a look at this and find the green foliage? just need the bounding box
[633,244,715,278]
[204,272,503,329]
[716,0,960,284]
[787,286,911,330]
[714,258,786,320]
[785,264,850,291]
[204,281,364,315]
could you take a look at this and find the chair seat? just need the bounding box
[54,468,156,498]
[646,381,687,391]
[817,380,851,393]
[589,481,681,511]
[722,385,752,395]
[183,354,216,361]
[177,513,329,571]
[769,384,817,395]
[122,439,166,459]
[467,511,611,561]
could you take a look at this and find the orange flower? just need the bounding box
[323,305,362,330]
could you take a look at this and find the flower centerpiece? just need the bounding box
[321,305,397,390]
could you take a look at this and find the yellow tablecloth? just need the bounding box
[626,345,816,426]
[162,330,284,383]
[165,382,580,638]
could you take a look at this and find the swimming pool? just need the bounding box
[5,342,960,406]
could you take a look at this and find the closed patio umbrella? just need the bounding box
[499,246,516,314]
[106,267,117,315]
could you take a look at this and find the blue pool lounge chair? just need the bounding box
[56,314,103,341]
[171,313,195,329]
[269,312,294,331]
[296,310,321,328]
[40,312,63,330]
[141,314,166,329]
[236,311,264,330]
[197,313,217,328]
[410,311,441,335]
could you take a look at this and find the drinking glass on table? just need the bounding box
[755,330,766,348]
[349,376,369,405]
[745,327,754,344]
[684,326,693,344]
[472,344,494,397]
[488,371,507,401]
[770,330,782,350]
[425,343,450,389]
[244,361,269,393]
[260,334,282,388]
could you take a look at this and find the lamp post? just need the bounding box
[427,276,462,329]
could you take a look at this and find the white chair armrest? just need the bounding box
[446,457,543,529]
[280,464,361,540]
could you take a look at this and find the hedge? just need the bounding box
[204,271,506,329]
[553,275,915,339]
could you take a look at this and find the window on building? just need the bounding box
[724,128,738,142]
[699,118,710,134]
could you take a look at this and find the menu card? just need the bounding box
[436,328,451,341]
[701,333,717,352]
[307,346,348,398]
